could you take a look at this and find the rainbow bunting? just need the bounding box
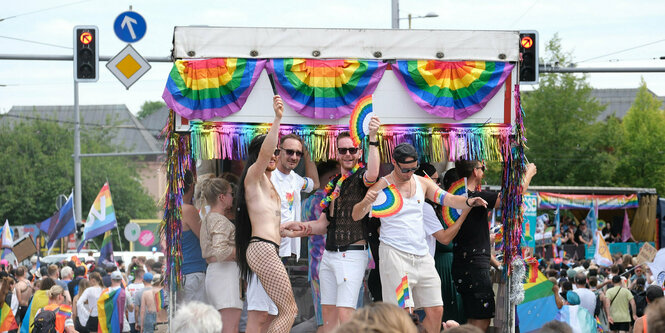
[163,58,267,120]
[516,270,558,332]
[537,192,638,210]
[19,289,48,333]
[392,60,514,120]
[155,289,166,312]
[372,184,403,218]
[442,177,467,227]
[0,303,18,331]
[395,275,410,308]
[97,288,126,333]
[267,58,387,119]
[349,95,375,146]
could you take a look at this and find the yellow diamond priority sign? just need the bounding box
[106,44,151,89]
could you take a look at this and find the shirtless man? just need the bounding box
[235,95,302,333]
[140,274,167,333]
[14,266,33,323]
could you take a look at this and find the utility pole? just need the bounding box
[391,0,399,29]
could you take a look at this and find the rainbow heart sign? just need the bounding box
[372,184,403,218]
[349,95,374,146]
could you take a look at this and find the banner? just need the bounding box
[522,194,538,250]
[537,192,638,210]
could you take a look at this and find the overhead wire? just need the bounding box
[0,0,94,22]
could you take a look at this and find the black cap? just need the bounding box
[392,143,418,163]
[646,285,664,302]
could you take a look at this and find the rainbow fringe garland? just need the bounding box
[188,120,512,163]
[161,110,194,289]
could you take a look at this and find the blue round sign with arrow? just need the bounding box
[113,11,147,43]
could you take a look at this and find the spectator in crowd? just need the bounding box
[77,272,104,332]
[333,302,417,333]
[48,264,71,304]
[172,301,223,333]
[35,285,76,333]
[140,274,168,333]
[72,278,90,333]
[573,272,596,316]
[645,298,665,333]
[68,266,86,298]
[108,271,131,332]
[633,285,664,333]
[538,320,573,333]
[574,223,593,247]
[604,275,637,333]
[179,169,208,305]
[126,268,146,333]
[133,272,153,333]
[14,266,33,324]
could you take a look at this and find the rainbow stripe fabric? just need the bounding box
[537,192,638,210]
[163,58,267,120]
[442,177,467,227]
[155,289,166,312]
[395,275,410,308]
[20,289,48,333]
[372,184,403,218]
[97,287,126,333]
[0,303,18,331]
[78,182,117,251]
[516,270,558,333]
[349,95,374,146]
[392,60,514,120]
[267,58,387,119]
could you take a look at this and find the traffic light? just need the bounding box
[519,30,539,85]
[73,25,99,82]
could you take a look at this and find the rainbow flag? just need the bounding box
[267,58,387,119]
[516,270,558,333]
[19,289,49,333]
[163,58,267,120]
[0,303,18,331]
[392,60,514,120]
[395,275,410,308]
[155,289,166,312]
[97,231,114,266]
[537,192,638,210]
[442,177,467,227]
[97,288,126,333]
[78,182,117,251]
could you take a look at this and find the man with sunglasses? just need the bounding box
[245,133,319,331]
[283,116,381,332]
[451,159,536,332]
[351,143,489,333]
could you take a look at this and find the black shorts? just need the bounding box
[609,322,630,331]
[452,266,495,319]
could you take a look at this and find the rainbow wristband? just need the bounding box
[434,189,447,206]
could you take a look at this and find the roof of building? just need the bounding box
[591,88,665,121]
[1,104,161,153]
[139,106,169,139]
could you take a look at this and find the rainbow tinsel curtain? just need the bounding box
[267,58,387,119]
[163,58,266,120]
[392,60,514,120]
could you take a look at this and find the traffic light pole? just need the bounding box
[74,80,82,226]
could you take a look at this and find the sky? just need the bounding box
[2,0,665,115]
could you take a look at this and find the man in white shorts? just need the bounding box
[352,143,487,333]
[246,133,318,332]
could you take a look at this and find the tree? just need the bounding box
[0,118,157,250]
[137,100,166,119]
[614,80,665,192]
[522,34,607,186]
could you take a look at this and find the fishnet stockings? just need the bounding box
[247,240,298,333]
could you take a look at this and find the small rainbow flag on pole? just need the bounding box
[97,288,126,333]
[155,288,166,312]
[0,303,18,331]
[395,274,410,308]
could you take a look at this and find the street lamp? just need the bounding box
[400,12,439,29]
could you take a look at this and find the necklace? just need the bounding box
[319,162,364,209]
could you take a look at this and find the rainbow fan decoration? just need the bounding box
[442,177,467,227]
[372,184,403,218]
[349,95,374,146]
[163,58,266,120]
[267,58,387,119]
[392,60,514,120]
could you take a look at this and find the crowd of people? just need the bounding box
[0,254,170,333]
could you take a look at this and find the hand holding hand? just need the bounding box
[273,95,284,119]
[280,221,311,237]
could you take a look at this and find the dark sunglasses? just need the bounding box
[397,162,419,173]
[337,147,359,155]
[282,149,303,157]
[475,165,486,172]
[273,149,281,156]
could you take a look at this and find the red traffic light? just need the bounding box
[80,32,93,45]
[521,36,534,49]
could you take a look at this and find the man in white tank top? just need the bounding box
[352,143,487,333]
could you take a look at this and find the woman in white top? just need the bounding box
[72,278,90,333]
[198,177,242,333]
[76,272,103,333]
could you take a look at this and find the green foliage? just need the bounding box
[137,101,166,120]
[0,118,157,250]
[614,80,665,192]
